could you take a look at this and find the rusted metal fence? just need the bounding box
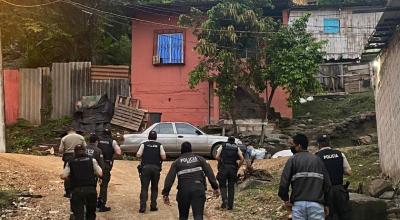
[6,62,130,125]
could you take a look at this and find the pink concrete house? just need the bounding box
[130,2,292,126]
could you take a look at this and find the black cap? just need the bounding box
[317,134,330,144]
[228,136,235,144]
[181,142,192,154]
[148,130,157,140]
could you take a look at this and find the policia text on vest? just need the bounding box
[162,142,219,220]
[136,131,167,213]
[215,137,244,210]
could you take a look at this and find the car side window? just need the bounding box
[152,123,174,134]
[176,123,198,135]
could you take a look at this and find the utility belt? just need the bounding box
[218,161,238,170]
[104,160,113,166]
[62,152,74,162]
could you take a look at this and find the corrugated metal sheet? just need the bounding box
[71,62,91,113]
[19,68,48,125]
[91,65,129,80]
[4,69,19,125]
[90,79,130,103]
[50,63,72,119]
[289,9,383,60]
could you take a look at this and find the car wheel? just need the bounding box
[211,143,222,159]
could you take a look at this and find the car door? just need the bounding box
[151,123,178,155]
[175,123,208,155]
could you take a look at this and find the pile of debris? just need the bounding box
[238,166,274,191]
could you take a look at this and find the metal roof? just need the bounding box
[361,0,400,61]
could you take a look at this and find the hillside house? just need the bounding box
[289,5,383,92]
[128,2,292,127]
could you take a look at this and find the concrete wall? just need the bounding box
[374,33,400,182]
[289,8,382,60]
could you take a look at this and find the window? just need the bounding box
[152,123,174,134]
[324,18,340,34]
[155,31,184,64]
[176,123,198,135]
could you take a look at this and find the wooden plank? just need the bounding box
[116,105,145,116]
[91,72,129,77]
[114,108,145,120]
[113,114,143,124]
[113,118,141,127]
[111,119,140,131]
[114,110,144,121]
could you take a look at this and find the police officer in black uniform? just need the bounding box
[61,144,103,220]
[216,136,244,210]
[316,134,352,220]
[162,142,219,220]
[97,129,121,212]
[86,133,105,170]
[136,131,166,213]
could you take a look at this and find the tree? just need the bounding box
[257,13,325,144]
[180,1,324,140]
[0,0,131,68]
[179,0,274,134]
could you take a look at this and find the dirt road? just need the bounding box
[0,153,229,220]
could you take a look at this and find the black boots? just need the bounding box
[97,199,111,212]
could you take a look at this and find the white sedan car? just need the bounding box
[121,122,245,158]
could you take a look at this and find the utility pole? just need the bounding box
[0,28,6,153]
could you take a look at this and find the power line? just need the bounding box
[0,0,61,8]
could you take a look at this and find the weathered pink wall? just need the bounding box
[4,69,19,125]
[131,13,292,126]
[131,15,212,126]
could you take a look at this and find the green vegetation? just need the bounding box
[0,0,131,67]
[6,117,72,152]
[0,190,18,209]
[230,145,381,219]
[344,145,381,190]
[293,91,375,122]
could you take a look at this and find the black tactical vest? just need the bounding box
[98,138,114,161]
[220,143,239,166]
[142,141,162,166]
[69,156,96,188]
[316,148,344,185]
[176,153,205,189]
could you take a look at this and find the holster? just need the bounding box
[137,164,143,178]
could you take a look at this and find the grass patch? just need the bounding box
[343,145,381,190]
[293,91,375,122]
[231,172,287,220]
[0,190,18,209]
[6,117,72,152]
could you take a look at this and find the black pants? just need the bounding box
[99,161,113,204]
[217,165,238,209]
[327,185,351,220]
[71,186,97,220]
[62,153,74,195]
[176,183,206,220]
[139,165,161,209]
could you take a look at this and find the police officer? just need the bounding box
[162,142,219,220]
[97,129,121,212]
[216,136,244,210]
[316,134,352,220]
[59,127,86,198]
[86,133,105,170]
[136,130,166,213]
[61,144,102,220]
